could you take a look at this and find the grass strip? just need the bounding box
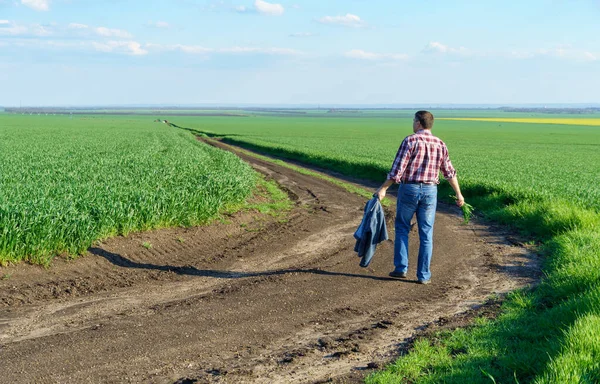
[365,195,600,383]
[205,138,392,207]
[220,174,293,218]
[221,137,389,183]
[366,227,600,384]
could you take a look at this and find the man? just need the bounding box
[376,111,464,284]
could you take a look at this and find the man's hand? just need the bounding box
[376,179,394,201]
[447,177,464,207]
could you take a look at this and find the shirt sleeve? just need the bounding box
[440,144,457,180]
[387,138,412,183]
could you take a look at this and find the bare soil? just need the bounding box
[0,141,540,383]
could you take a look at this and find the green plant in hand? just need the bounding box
[452,195,475,224]
[460,202,475,224]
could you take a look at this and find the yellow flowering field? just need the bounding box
[439,117,600,126]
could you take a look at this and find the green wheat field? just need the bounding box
[1,109,599,383]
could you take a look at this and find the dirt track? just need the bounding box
[0,141,540,383]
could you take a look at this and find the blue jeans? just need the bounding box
[394,183,437,281]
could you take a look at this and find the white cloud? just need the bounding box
[95,27,132,39]
[0,21,136,40]
[0,21,50,36]
[346,49,408,61]
[254,0,284,16]
[220,46,299,55]
[178,45,211,54]
[146,43,212,54]
[68,23,89,29]
[92,40,147,55]
[1,37,148,56]
[31,24,52,36]
[317,13,365,28]
[21,0,49,11]
[145,43,300,56]
[234,5,248,13]
[423,42,468,55]
[584,52,597,61]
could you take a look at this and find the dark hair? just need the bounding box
[415,110,434,129]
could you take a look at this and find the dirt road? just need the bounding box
[0,141,539,383]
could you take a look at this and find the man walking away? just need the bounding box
[375,111,464,284]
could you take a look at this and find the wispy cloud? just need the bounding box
[95,27,132,39]
[68,23,89,30]
[346,49,408,61]
[421,42,597,62]
[21,0,49,11]
[221,46,298,55]
[146,43,301,56]
[30,23,52,36]
[1,20,136,41]
[0,37,147,56]
[145,43,212,54]
[92,41,147,55]
[2,19,301,58]
[0,20,50,36]
[317,13,366,28]
[254,0,284,16]
[423,42,468,55]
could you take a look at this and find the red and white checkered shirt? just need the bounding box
[387,130,456,184]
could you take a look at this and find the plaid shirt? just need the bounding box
[387,130,456,184]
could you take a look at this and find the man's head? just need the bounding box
[413,110,434,132]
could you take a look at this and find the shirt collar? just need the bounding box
[416,129,432,135]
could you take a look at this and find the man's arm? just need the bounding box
[447,176,464,207]
[376,179,395,201]
[377,138,411,200]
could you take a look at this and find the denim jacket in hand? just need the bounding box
[354,197,388,267]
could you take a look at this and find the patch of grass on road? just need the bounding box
[222,174,293,217]
[366,226,600,384]
[214,140,392,207]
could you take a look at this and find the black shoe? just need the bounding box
[389,271,407,278]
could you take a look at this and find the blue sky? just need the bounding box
[1,0,599,106]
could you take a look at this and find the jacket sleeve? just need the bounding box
[358,199,387,267]
[375,202,389,243]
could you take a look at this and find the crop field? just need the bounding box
[2,110,599,382]
[0,114,255,265]
[172,112,600,214]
